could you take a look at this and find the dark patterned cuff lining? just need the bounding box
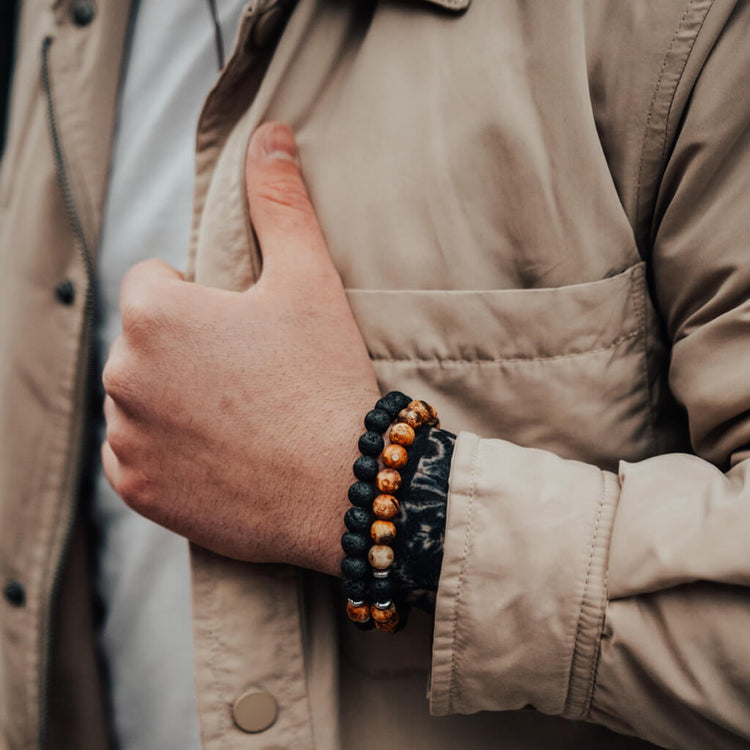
[391,426,455,613]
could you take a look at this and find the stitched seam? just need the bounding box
[635,0,716,250]
[635,275,658,452]
[635,0,694,241]
[276,574,315,750]
[205,556,222,748]
[371,328,642,365]
[295,571,318,750]
[583,475,616,718]
[585,573,610,716]
[446,439,480,711]
[566,471,607,718]
[658,0,707,168]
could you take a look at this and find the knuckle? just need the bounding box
[120,294,158,340]
[120,264,177,342]
[102,358,125,400]
[102,343,134,402]
[118,470,157,515]
[125,258,165,282]
[120,261,149,303]
[101,361,116,396]
[120,293,181,350]
[105,425,132,459]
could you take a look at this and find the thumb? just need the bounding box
[244,122,336,284]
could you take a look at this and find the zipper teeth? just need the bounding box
[39,35,98,750]
[41,35,96,318]
[205,0,226,69]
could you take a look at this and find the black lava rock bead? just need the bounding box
[341,532,368,557]
[358,431,385,457]
[364,408,391,434]
[341,556,368,580]
[375,391,411,419]
[353,455,379,482]
[369,577,393,601]
[344,507,372,532]
[348,481,376,508]
[343,578,367,601]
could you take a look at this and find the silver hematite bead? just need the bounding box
[372,570,389,579]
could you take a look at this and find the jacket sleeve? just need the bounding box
[428,7,750,749]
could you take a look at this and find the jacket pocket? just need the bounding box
[346,262,663,471]
[342,263,671,681]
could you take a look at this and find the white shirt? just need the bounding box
[93,2,246,747]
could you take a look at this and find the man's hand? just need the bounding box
[101,122,381,577]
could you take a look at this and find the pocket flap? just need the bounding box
[346,263,645,364]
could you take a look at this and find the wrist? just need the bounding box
[283,389,380,577]
[338,393,453,631]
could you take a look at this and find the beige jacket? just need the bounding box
[1,0,749,748]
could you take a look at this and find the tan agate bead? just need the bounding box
[397,408,423,430]
[376,468,402,494]
[370,520,396,545]
[368,544,395,570]
[370,602,397,623]
[407,400,439,426]
[346,601,371,623]
[382,444,408,470]
[372,494,400,520]
[389,422,415,447]
[375,611,400,633]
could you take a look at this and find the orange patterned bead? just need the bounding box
[374,611,400,632]
[407,400,438,426]
[346,601,371,623]
[372,494,400,520]
[370,520,396,545]
[397,408,423,430]
[370,602,397,623]
[368,544,395,570]
[382,444,408,470]
[389,422,415,447]
[376,468,401,494]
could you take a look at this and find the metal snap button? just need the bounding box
[3,580,25,607]
[71,0,96,27]
[232,687,278,733]
[55,279,75,305]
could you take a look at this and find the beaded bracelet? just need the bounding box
[341,392,439,632]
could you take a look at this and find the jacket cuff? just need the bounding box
[429,431,619,718]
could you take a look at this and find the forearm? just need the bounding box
[427,433,750,749]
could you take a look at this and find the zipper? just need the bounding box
[205,0,226,70]
[41,36,96,303]
[38,35,99,750]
